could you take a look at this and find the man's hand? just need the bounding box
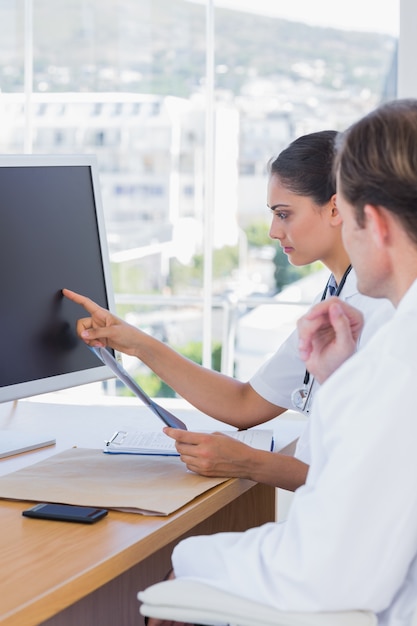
[297,297,364,384]
[164,428,254,478]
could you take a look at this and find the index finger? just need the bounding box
[62,288,102,315]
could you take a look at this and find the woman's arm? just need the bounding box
[165,428,308,491]
[63,289,285,428]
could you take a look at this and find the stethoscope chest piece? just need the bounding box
[291,381,314,414]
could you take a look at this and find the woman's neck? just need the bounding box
[326,253,352,286]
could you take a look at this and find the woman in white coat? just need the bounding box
[63,130,393,490]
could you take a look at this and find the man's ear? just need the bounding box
[330,194,342,225]
[363,204,390,248]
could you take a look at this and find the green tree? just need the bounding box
[169,245,239,294]
[273,246,323,292]
[245,220,270,247]
[119,340,222,398]
[243,219,322,293]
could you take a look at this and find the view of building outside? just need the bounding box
[0,0,399,393]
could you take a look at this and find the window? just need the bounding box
[0,0,400,393]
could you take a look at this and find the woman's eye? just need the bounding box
[269,208,290,220]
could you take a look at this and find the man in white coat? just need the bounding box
[147,98,417,626]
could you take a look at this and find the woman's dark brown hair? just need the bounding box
[268,130,338,206]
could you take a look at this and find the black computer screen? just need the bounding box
[0,156,114,402]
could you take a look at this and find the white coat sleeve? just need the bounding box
[249,327,307,409]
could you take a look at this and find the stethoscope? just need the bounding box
[291,264,352,414]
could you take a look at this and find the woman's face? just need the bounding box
[267,174,335,267]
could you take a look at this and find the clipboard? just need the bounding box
[90,346,187,430]
[103,428,274,456]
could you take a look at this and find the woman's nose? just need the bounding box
[269,220,284,240]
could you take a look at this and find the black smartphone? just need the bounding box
[22,502,108,524]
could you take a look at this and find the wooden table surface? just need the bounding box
[0,393,277,625]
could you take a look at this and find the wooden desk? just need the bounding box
[0,394,276,626]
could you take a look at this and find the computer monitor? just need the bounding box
[0,154,115,403]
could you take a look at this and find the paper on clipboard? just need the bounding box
[90,346,187,430]
[103,428,274,456]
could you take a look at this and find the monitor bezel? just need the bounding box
[0,153,115,403]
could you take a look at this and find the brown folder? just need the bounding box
[0,447,229,515]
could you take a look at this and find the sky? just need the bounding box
[188,0,399,36]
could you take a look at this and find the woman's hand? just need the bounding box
[164,428,255,478]
[62,288,141,356]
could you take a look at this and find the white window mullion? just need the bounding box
[24,0,34,153]
[202,0,215,369]
[398,0,417,97]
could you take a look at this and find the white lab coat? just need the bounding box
[172,279,417,626]
[250,269,393,410]
[250,268,394,463]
